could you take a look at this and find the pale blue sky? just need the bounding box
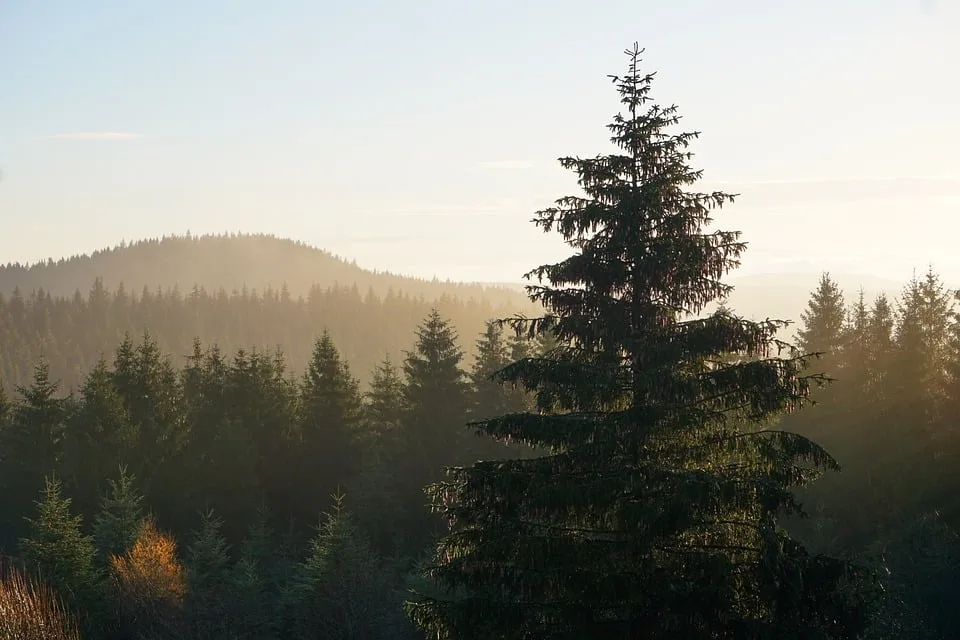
[1,0,958,284]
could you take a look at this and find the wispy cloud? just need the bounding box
[45,132,143,141]
[477,160,534,170]
[705,175,959,186]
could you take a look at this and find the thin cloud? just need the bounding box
[45,132,143,141]
[705,175,959,186]
[478,160,535,170]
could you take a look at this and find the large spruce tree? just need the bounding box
[407,45,867,638]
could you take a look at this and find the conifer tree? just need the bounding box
[111,332,185,524]
[470,320,512,421]
[844,289,870,393]
[402,309,471,477]
[62,358,135,524]
[798,273,847,382]
[407,45,867,638]
[91,465,145,565]
[296,331,364,527]
[229,507,286,639]
[365,356,405,439]
[398,310,471,555]
[865,294,895,401]
[19,475,102,629]
[286,493,400,640]
[353,358,409,555]
[0,359,69,547]
[185,509,231,638]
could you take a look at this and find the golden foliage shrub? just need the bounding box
[109,518,186,638]
[0,560,81,640]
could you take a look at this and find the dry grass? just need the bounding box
[0,559,81,640]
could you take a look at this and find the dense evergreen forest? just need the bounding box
[783,270,960,638]
[0,311,542,638]
[0,272,535,395]
[1,46,957,638]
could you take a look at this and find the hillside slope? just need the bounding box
[0,233,534,309]
[0,233,544,393]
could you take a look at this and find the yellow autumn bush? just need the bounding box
[109,518,186,638]
[0,559,81,640]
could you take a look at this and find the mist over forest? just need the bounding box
[1,1,957,636]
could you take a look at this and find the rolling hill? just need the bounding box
[0,232,535,310]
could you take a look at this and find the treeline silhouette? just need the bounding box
[0,311,545,638]
[0,233,531,304]
[784,269,960,638]
[0,277,534,395]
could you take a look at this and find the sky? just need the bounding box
[1,0,958,285]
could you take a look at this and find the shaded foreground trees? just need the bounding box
[0,306,542,638]
[407,45,869,638]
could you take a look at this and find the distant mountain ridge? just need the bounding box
[0,233,536,311]
[1,232,912,335]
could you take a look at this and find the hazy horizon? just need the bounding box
[2,0,958,284]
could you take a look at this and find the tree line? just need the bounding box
[782,269,960,637]
[0,279,531,396]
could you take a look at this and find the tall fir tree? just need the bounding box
[0,359,70,548]
[111,332,186,529]
[797,273,847,383]
[285,493,402,640]
[402,309,471,478]
[407,45,867,639]
[19,475,103,632]
[364,356,405,444]
[352,357,408,556]
[892,268,953,430]
[470,320,513,422]
[185,509,232,638]
[62,357,135,525]
[295,331,364,530]
[865,294,895,402]
[229,506,287,639]
[91,465,145,565]
[398,310,471,556]
[843,289,870,398]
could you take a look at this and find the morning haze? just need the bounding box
[2,0,958,283]
[0,1,957,638]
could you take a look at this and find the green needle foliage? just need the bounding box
[406,44,870,639]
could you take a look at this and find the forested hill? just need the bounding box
[0,234,543,394]
[0,232,532,308]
